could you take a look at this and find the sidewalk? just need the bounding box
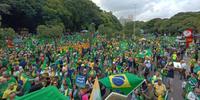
[168,54,190,100]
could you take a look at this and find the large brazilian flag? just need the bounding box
[15,86,69,100]
[99,73,144,96]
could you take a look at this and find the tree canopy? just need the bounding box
[0,0,122,33]
[123,11,200,35]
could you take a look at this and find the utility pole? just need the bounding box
[132,4,136,40]
[134,4,136,35]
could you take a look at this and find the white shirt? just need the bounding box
[187,91,199,100]
[181,63,189,72]
[145,60,151,69]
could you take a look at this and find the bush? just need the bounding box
[37,23,64,38]
[0,27,16,48]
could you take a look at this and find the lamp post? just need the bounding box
[131,3,136,41]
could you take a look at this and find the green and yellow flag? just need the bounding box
[15,86,68,100]
[99,73,144,95]
[42,58,47,70]
[20,73,31,94]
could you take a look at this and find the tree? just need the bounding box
[0,15,2,27]
[0,27,16,48]
[123,11,200,35]
[3,28,16,39]
[98,24,105,34]
[89,23,96,33]
[37,23,64,49]
[0,0,122,33]
[0,3,10,14]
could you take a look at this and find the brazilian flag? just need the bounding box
[99,73,144,95]
[144,49,153,57]
[20,73,31,94]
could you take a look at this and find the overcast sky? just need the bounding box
[92,0,200,21]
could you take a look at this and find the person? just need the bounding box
[166,64,174,92]
[187,89,199,100]
[60,80,67,94]
[86,76,93,90]
[29,77,44,93]
[172,52,177,61]
[151,72,162,84]
[154,78,167,100]
[79,86,89,100]
[142,83,155,100]
[8,92,16,100]
[64,84,72,97]
[2,84,17,99]
[181,60,188,80]
[143,57,151,79]
[189,59,196,73]
[52,81,59,88]
[71,85,79,100]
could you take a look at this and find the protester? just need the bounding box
[0,34,198,100]
[154,78,167,100]
[142,83,155,100]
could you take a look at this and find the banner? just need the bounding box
[173,62,182,69]
[183,29,193,48]
[75,75,86,88]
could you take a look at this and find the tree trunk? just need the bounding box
[54,37,57,50]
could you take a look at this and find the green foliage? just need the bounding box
[0,15,1,27]
[0,3,10,14]
[123,21,145,37]
[37,23,64,38]
[1,28,16,39]
[104,27,114,35]
[0,0,122,33]
[100,12,122,31]
[0,27,16,48]
[0,29,4,48]
[98,24,105,34]
[98,24,118,38]
[89,23,96,33]
[123,11,200,35]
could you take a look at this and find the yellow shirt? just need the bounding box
[2,86,17,99]
[172,54,177,60]
[89,62,94,68]
[154,83,166,97]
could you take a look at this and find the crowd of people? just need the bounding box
[0,34,199,100]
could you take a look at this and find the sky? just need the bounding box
[92,0,200,21]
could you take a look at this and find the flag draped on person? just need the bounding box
[42,58,47,70]
[20,73,31,94]
[90,77,102,100]
[99,73,144,95]
[0,76,17,98]
[66,77,72,89]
